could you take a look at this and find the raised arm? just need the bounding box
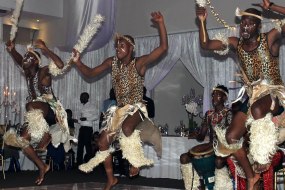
[254,0,285,15]
[254,0,285,51]
[6,40,23,67]
[196,7,233,51]
[34,39,64,69]
[73,50,112,78]
[136,11,168,73]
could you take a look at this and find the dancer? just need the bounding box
[72,11,168,190]
[180,85,233,190]
[4,39,69,185]
[196,0,285,189]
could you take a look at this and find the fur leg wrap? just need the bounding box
[214,127,243,157]
[3,128,29,149]
[25,109,49,144]
[79,147,115,173]
[214,167,233,190]
[180,163,200,190]
[247,113,278,165]
[119,129,154,168]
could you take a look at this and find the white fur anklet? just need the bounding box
[181,163,200,190]
[119,129,154,168]
[247,113,278,164]
[79,147,114,173]
[214,167,233,190]
[25,109,49,144]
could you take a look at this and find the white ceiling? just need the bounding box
[0,0,63,29]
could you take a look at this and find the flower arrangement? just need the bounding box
[185,101,199,133]
[182,89,203,134]
[185,101,199,116]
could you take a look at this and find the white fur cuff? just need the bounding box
[79,147,114,173]
[214,167,233,190]
[248,113,278,164]
[119,129,153,168]
[25,109,49,144]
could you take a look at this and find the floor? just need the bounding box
[2,182,182,190]
[0,167,184,190]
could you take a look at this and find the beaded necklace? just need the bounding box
[208,107,229,126]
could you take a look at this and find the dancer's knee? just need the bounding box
[122,126,134,137]
[250,104,263,119]
[25,102,33,111]
[20,127,31,141]
[215,157,226,169]
[180,153,190,164]
[226,132,239,145]
[98,139,109,151]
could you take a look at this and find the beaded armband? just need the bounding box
[213,33,230,55]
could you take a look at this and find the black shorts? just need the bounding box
[45,104,57,126]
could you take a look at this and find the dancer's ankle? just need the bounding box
[247,173,260,190]
[104,177,118,190]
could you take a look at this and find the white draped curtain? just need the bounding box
[59,0,116,52]
[1,21,285,125]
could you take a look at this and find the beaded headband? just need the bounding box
[114,33,135,47]
[212,87,229,97]
[27,44,41,65]
[235,7,263,20]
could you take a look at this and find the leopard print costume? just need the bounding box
[111,56,144,107]
[237,33,283,85]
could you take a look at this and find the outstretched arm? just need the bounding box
[34,39,64,69]
[136,11,168,74]
[6,40,23,67]
[72,50,112,78]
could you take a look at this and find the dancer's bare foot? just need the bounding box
[35,164,50,185]
[103,177,118,190]
[129,166,139,177]
[247,173,260,190]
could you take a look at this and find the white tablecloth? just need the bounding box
[19,151,39,170]
[141,136,205,180]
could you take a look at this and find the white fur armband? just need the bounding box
[195,0,207,7]
[48,61,63,76]
[273,19,285,33]
[213,33,230,55]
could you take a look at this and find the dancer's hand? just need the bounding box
[151,11,164,25]
[71,49,81,64]
[196,6,207,22]
[252,0,271,10]
[6,40,15,52]
[34,39,48,51]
